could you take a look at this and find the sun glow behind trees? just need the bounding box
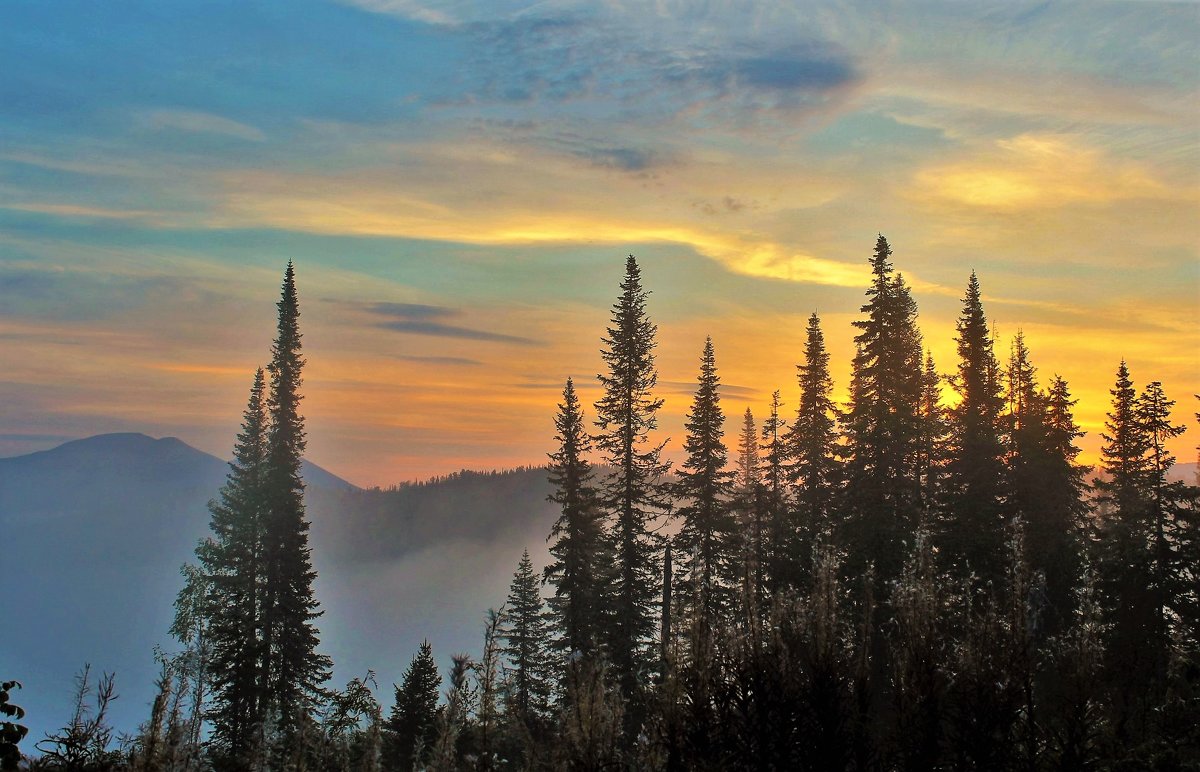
[15,240,1199,769]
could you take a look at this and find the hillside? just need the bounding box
[1,434,554,744]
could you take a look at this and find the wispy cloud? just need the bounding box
[139,110,267,142]
[337,0,455,26]
[395,354,482,366]
[367,302,539,346]
[660,380,759,399]
[911,133,1173,211]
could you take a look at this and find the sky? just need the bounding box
[1,0,1197,486]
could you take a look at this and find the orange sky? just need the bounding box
[1,1,1196,486]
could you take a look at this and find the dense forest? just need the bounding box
[5,238,1198,770]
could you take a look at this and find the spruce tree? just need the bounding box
[1039,375,1088,621]
[841,235,925,587]
[593,255,670,710]
[787,312,839,553]
[1004,335,1086,624]
[941,271,1006,582]
[916,351,946,517]
[734,408,767,620]
[386,641,442,772]
[1094,361,1163,733]
[673,337,735,638]
[1133,382,1189,663]
[761,389,796,595]
[1095,361,1148,518]
[197,368,269,760]
[501,551,554,726]
[735,408,760,496]
[261,261,330,741]
[544,378,606,658]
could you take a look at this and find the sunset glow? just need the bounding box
[2,0,1196,485]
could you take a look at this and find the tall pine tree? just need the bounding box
[673,337,735,639]
[787,312,839,558]
[916,351,947,518]
[1095,361,1163,736]
[1004,335,1086,624]
[840,235,925,587]
[261,262,330,743]
[593,255,670,715]
[544,378,606,659]
[197,368,269,761]
[941,271,1006,582]
[1133,382,1190,666]
[501,551,554,726]
[761,390,794,595]
[734,408,768,620]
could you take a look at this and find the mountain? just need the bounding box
[0,434,556,745]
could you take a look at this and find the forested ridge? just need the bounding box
[6,237,1198,771]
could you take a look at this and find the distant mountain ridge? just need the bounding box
[2,433,555,746]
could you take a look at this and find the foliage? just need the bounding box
[34,665,122,770]
[593,254,671,722]
[672,337,736,640]
[544,378,607,659]
[0,680,27,772]
[385,641,441,772]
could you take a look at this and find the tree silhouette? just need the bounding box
[197,367,269,761]
[544,378,607,659]
[593,254,670,720]
[386,641,442,772]
[786,312,839,573]
[841,235,924,588]
[673,337,735,641]
[941,271,1006,583]
[260,262,331,745]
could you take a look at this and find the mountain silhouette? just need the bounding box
[1,434,554,744]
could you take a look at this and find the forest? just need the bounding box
[3,237,1198,771]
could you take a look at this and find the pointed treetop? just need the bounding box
[871,234,893,278]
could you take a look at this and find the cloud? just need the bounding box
[0,202,162,221]
[660,381,759,399]
[911,134,1172,210]
[574,145,658,172]
[395,354,482,366]
[689,43,859,102]
[370,302,455,320]
[367,302,539,345]
[337,0,454,26]
[140,110,267,142]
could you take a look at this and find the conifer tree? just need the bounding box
[787,312,838,552]
[386,641,442,772]
[593,255,670,709]
[735,408,760,496]
[1133,382,1189,657]
[916,351,946,517]
[261,262,330,741]
[198,368,269,760]
[1095,361,1149,518]
[544,379,606,658]
[941,271,1006,582]
[1094,361,1165,734]
[760,389,796,595]
[1004,335,1087,622]
[734,408,767,619]
[841,235,925,586]
[673,337,735,638]
[761,390,787,510]
[501,550,554,726]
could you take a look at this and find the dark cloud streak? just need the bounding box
[367,302,539,346]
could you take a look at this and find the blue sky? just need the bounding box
[2,0,1197,483]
